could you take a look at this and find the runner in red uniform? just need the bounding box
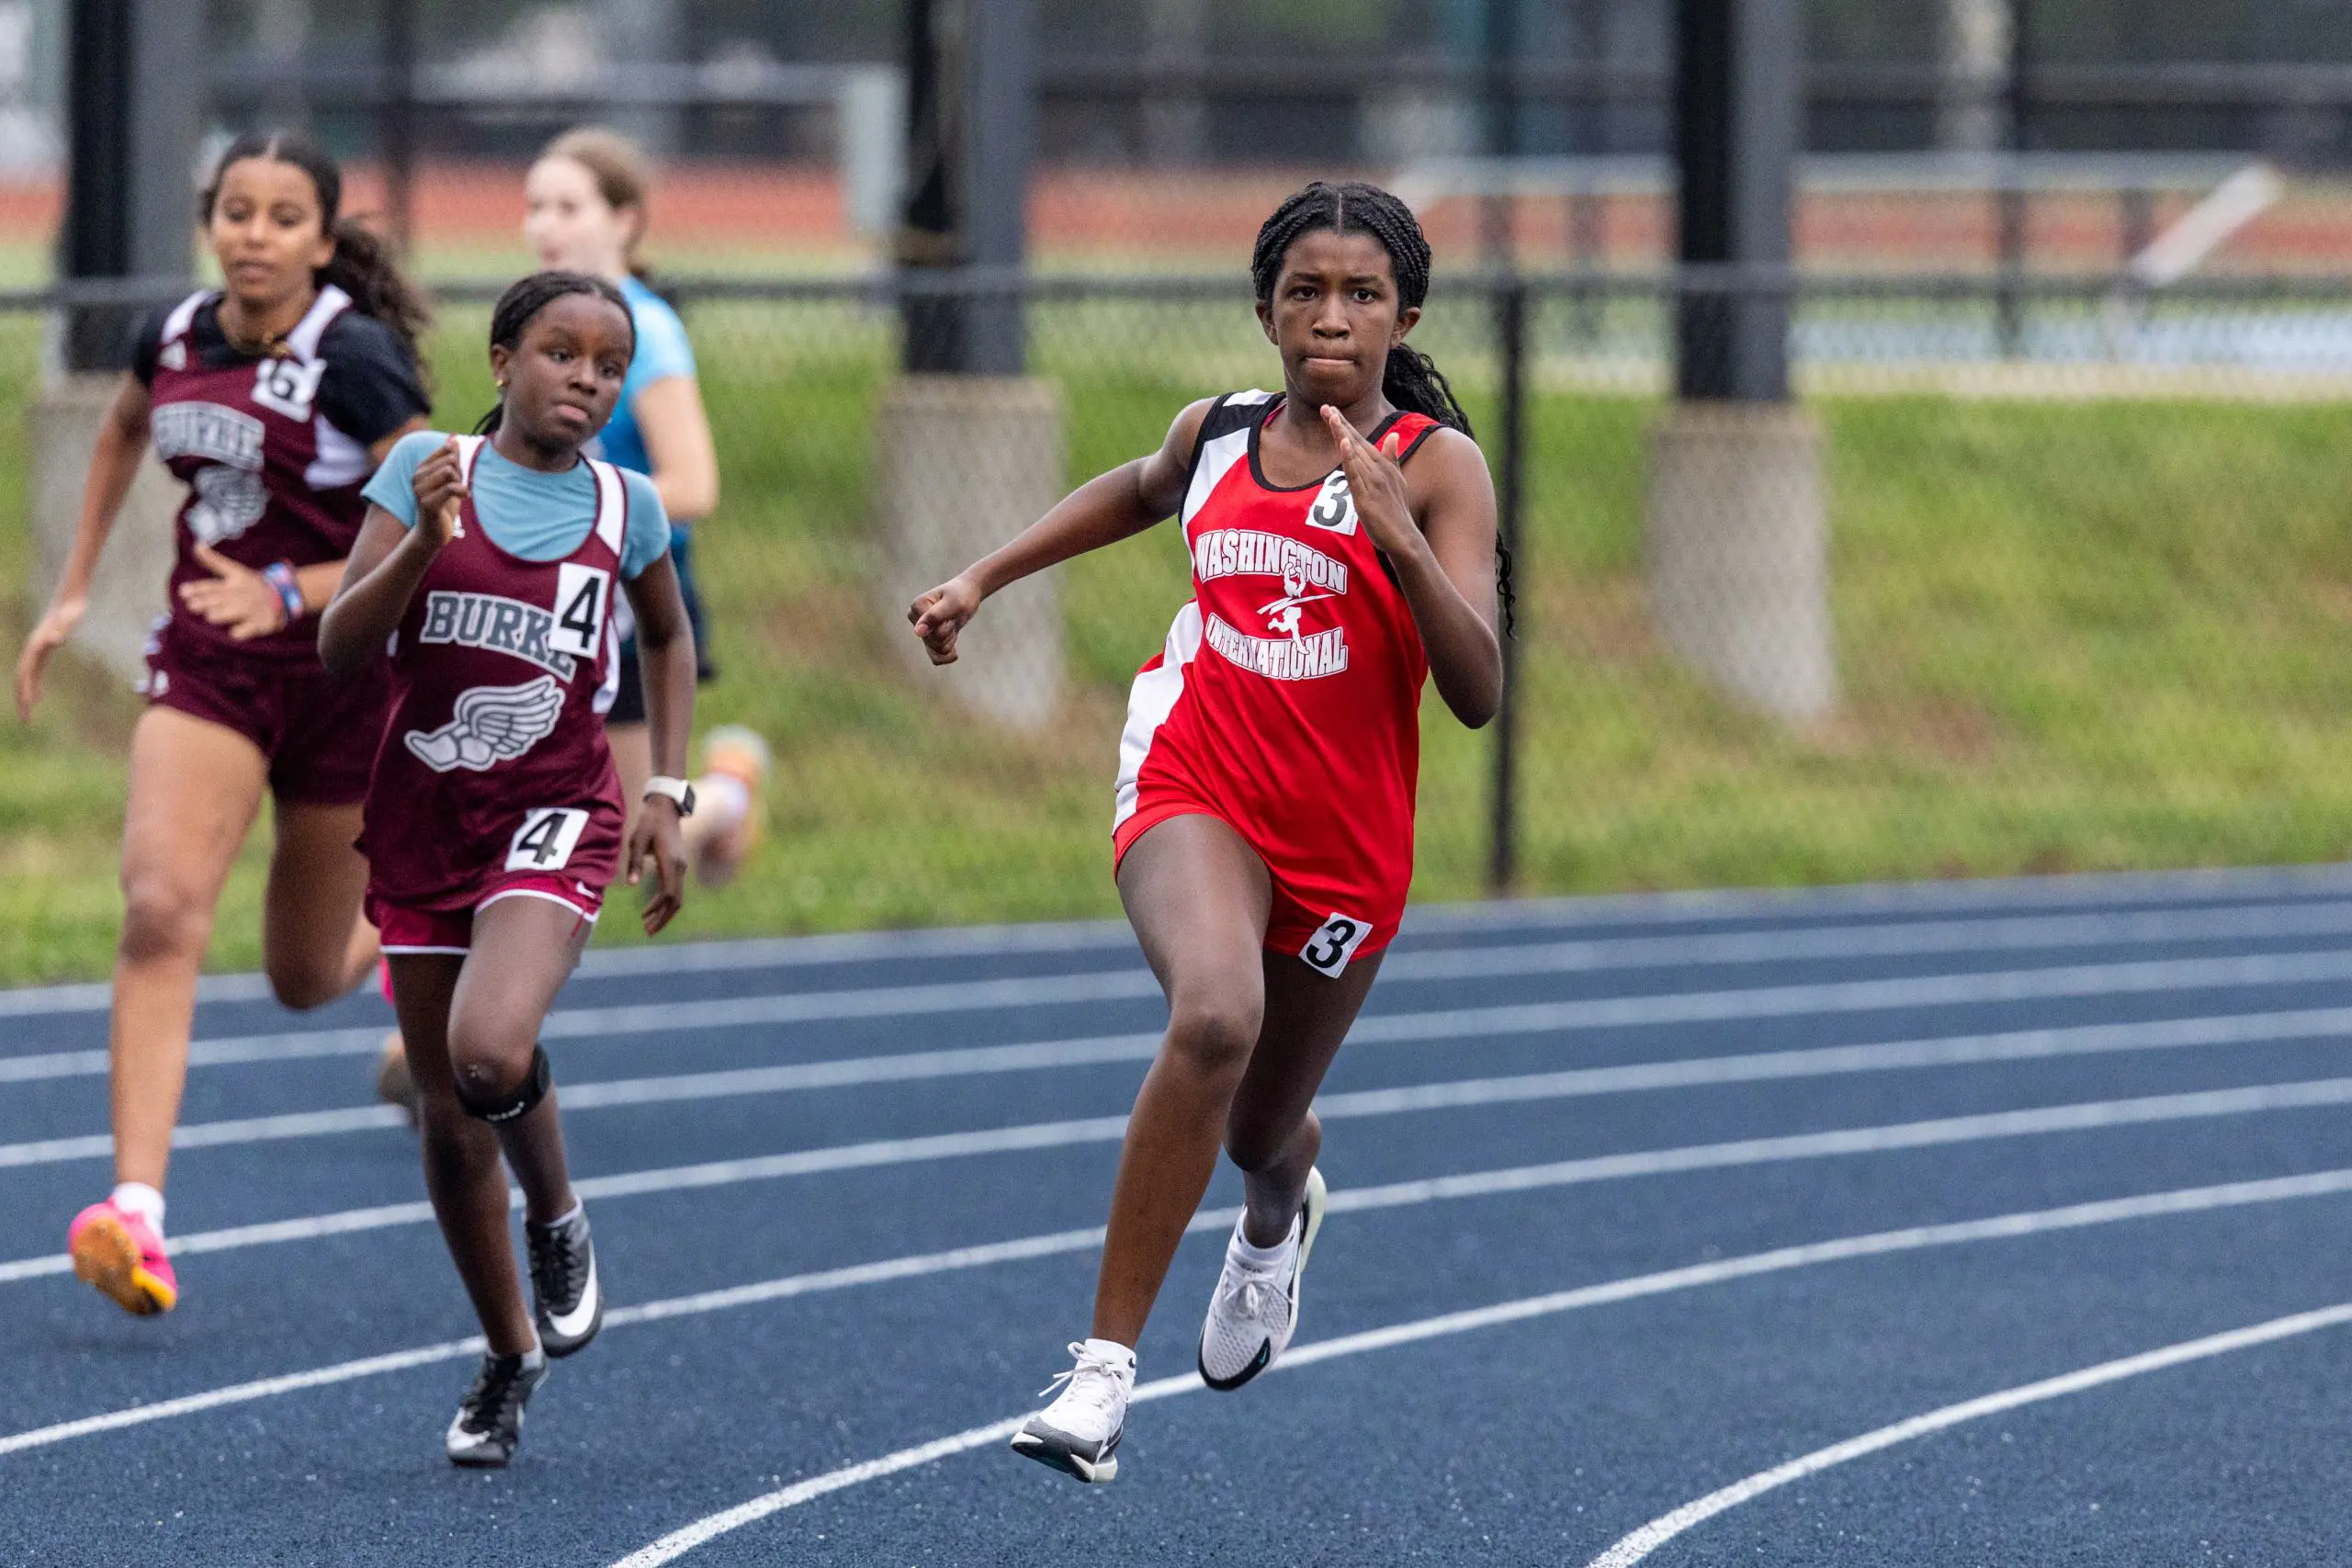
[910,182,1506,1482]
[322,272,695,1468]
[14,131,429,1318]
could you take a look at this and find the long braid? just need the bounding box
[1249,181,1510,631]
[473,270,635,434]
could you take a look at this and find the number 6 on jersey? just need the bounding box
[506,807,591,873]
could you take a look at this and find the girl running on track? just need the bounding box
[523,127,765,881]
[910,181,1504,1483]
[371,127,767,1116]
[14,130,430,1317]
[320,271,695,1468]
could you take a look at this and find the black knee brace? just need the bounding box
[455,1044,552,1125]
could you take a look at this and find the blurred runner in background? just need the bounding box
[14,131,431,1317]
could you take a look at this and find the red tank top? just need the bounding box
[360,435,629,909]
[146,286,374,660]
[1116,390,1440,877]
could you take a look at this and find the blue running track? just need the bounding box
[7,867,2352,1566]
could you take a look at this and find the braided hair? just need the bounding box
[473,270,636,436]
[1249,181,1512,632]
[202,131,432,363]
[1250,181,1473,438]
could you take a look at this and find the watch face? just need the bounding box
[680,784,696,818]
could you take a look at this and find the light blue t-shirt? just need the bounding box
[363,431,672,580]
[589,275,698,485]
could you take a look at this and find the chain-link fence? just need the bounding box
[12,266,2352,960]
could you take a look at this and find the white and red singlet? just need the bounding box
[1113,390,1442,977]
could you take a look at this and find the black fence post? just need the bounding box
[1996,0,2032,355]
[379,0,416,254]
[62,0,198,369]
[1487,276,1528,897]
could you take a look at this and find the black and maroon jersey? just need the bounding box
[134,286,427,661]
[360,435,629,914]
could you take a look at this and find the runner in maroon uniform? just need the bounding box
[14,131,429,1317]
[321,272,695,1468]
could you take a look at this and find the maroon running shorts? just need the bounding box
[141,614,390,807]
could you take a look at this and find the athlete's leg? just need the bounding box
[1092,814,1273,1348]
[392,952,534,1356]
[259,799,376,1010]
[109,707,266,1190]
[1225,951,1385,1246]
[447,895,592,1226]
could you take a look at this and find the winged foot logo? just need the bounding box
[404,676,566,772]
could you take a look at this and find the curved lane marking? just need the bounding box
[8,1167,2352,1467]
[601,1174,2352,1567]
[11,1074,2352,1282]
[10,942,2352,1148]
[10,864,2349,1017]
[15,904,2352,1079]
[1584,1303,2352,1567]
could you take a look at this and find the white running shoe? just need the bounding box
[1197,1166,1327,1391]
[1010,1337,1135,1483]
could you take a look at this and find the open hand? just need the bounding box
[412,436,468,547]
[908,575,982,666]
[627,798,688,934]
[1320,403,1421,560]
[176,544,288,640]
[14,593,85,721]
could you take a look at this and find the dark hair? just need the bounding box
[473,270,636,436]
[201,130,431,362]
[1250,180,1511,631]
[1251,180,1473,439]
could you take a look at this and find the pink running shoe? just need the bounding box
[68,1200,176,1315]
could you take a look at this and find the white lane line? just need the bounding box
[10,1161,2352,1465]
[11,942,2351,1148]
[1383,899,2352,987]
[17,909,2352,1081]
[29,997,2344,1144]
[1583,1303,2352,1568]
[11,863,2346,1017]
[601,1169,2352,1567]
[9,1072,2352,1286]
[533,1006,2352,1116]
[0,1108,410,1168]
[1410,863,2352,932]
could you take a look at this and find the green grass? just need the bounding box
[8,302,2352,984]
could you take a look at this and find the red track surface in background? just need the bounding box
[1,163,2343,271]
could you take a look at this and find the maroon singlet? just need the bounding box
[360,435,628,939]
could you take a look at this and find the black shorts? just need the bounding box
[608,525,716,726]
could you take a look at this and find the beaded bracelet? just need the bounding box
[261,561,304,627]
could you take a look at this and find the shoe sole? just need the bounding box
[447,1447,513,1470]
[70,1213,174,1316]
[1010,1429,1118,1483]
[1198,1166,1327,1393]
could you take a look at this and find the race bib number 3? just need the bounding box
[1299,912,1373,976]
[1304,471,1357,536]
[506,807,591,873]
[550,563,612,660]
